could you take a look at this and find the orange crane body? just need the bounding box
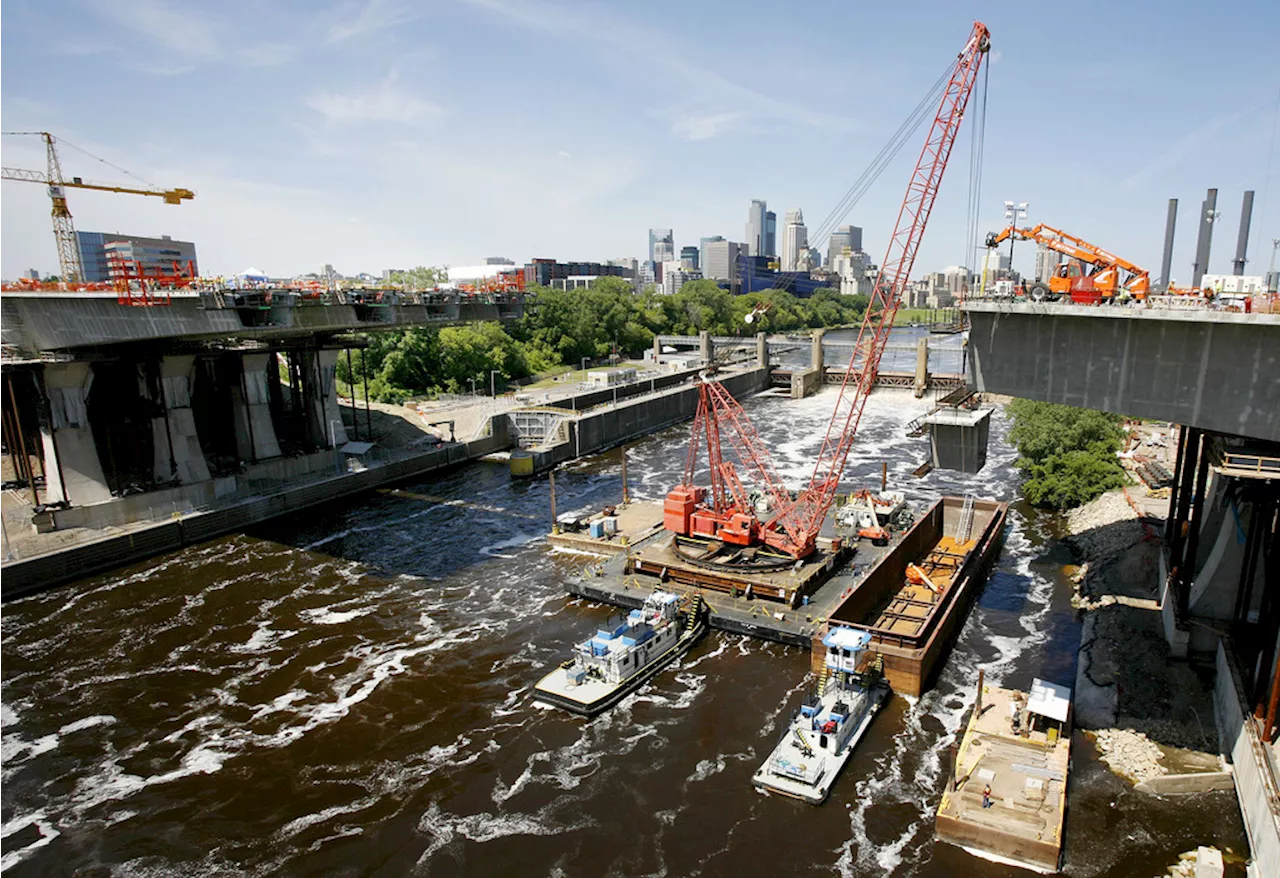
[986,223,1150,302]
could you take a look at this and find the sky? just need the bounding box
[2,0,1279,283]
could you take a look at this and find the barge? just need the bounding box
[813,495,1007,697]
[935,674,1072,873]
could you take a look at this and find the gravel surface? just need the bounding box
[1067,491,1220,783]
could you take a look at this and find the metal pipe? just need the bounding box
[549,469,558,533]
[1233,495,1264,624]
[1233,190,1255,276]
[1159,198,1178,291]
[1179,432,1212,620]
[238,355,258,463]
[1264,646,1280,742]
[620,444,629,505]
[5,375,38,506]
[345,347,358,441]
[361,349,372,438]
[1191,188,1218,289]
[1166,426,1192,565]
[2,405,22,485]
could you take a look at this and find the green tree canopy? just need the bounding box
[1006,399,1128,509]
[340,273,873,402]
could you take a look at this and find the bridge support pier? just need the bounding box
[757,332,768,368]
[811,328,825,370]
[157,355,211,485]
[914,338,929,398]
[699,331,712,365]
[37,362,111,506]
[234,353,281,461]
[300,349,348,449]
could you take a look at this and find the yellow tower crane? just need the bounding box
[1,131,194,283]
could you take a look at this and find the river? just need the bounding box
[1,331,1247,876]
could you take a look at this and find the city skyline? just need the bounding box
[2,1,1277,282]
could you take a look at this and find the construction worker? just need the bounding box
[982,783,993,808]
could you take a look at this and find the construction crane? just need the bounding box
[1,131,195,283]
[666,21,991,559]
[985,223,1150,302]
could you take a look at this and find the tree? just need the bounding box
[1006,399,1128,509]
[388,265,448,288]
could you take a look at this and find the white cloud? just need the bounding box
[323,0,416,43]
[464,0,848,139]
[91,0,221,60]
[669,111,744,142]
[306,73,440,124]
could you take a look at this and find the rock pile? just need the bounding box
[1092,727,1166,782]
[1066,491,1146,561]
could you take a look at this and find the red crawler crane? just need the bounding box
[666,21,992,559]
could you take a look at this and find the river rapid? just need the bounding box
[1,333,1247,877]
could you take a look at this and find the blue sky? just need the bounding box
[3,0,1278,282]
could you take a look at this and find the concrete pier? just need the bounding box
[159,355,211,484]
[40,362,111,505]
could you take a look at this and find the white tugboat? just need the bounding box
[534,591,707,717]
[752,627,888,804]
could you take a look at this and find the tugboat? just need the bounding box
[752,627,889,804]
[534,591,707,717]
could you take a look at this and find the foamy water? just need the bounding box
[1,342,1245,876]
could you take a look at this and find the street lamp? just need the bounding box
[1003,200,1028,282]
[468,378,476,396]
[490,369,501,397]
[581,357,589,383]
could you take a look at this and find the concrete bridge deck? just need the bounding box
[964,301,1280,441]
[1,289,522,355]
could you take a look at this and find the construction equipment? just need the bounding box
[984,224,1149,303]
[834,491,891,546]
[1,131,195,283]
[666,21,991,559]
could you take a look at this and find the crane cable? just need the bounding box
[962,59,990,296]
[808,61,956,252]
[1,130,162,191]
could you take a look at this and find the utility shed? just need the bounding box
[924,407,992,473]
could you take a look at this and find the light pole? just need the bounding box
[468,378,476,396]
[581,357,589,383]
[490,369,501,397]
[1003,200,1028,283]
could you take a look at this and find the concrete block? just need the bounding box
[1194,846,1223,878]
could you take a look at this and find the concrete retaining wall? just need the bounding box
[1214,640,1280,868]
[1,424,509,600]
[1135,771,1235,795]
[527,368,770,473]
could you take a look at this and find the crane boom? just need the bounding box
[769,21,991,556]
[985,223,1149,298]
[1,132,194,282]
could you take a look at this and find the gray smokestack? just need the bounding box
[1232,190,1255,276]
[1159,198,1177,291]
[1191,187,1218,289]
